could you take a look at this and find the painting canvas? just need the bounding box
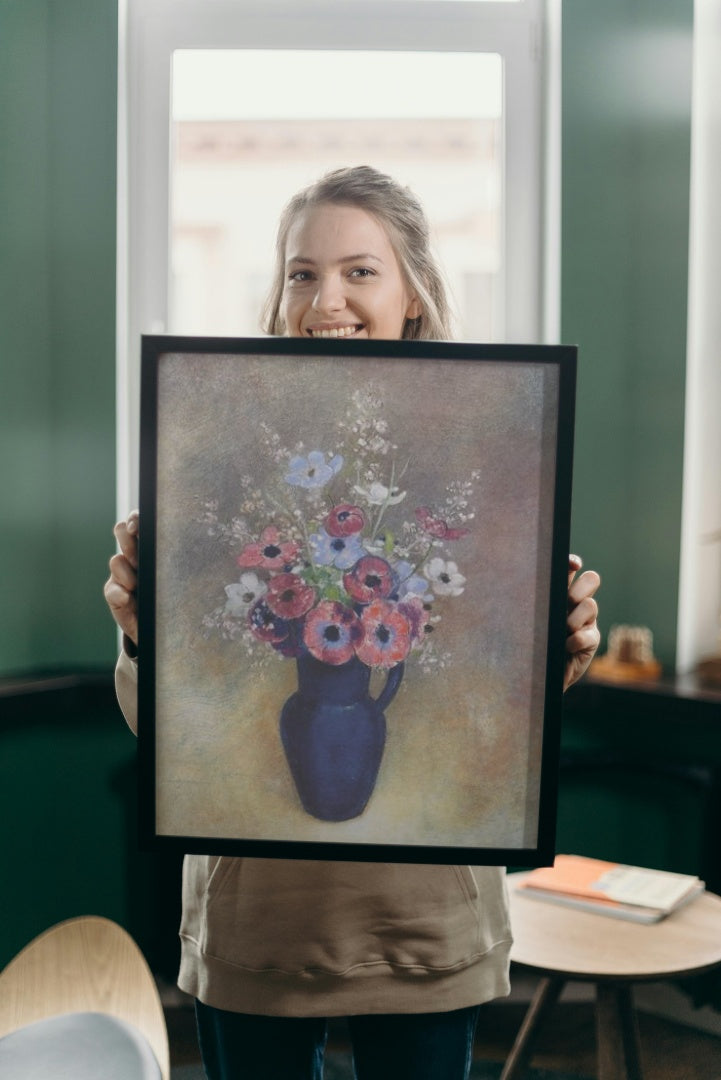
[138,336,576,864]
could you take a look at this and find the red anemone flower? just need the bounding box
[265,573,317,620]
[303,601,363,666]
[343,555,394,604]
[356,600,411,668]
[237,526,300,571]
[324,503,366,538]
[415,506,470,541]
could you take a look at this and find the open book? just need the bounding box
[516,854,705,923]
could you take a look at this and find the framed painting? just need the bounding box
[137,336,576,865]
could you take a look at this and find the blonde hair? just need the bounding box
[262,165,454,341]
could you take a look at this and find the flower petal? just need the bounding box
[356,600,411,668]
[303,601,362,665]
[325,503,366,538]
[265,573,317,619]
[343,555,395,604]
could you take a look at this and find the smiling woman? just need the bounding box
[263,167,450,341]
[282,205,421,340]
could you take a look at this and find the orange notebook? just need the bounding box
[517,855,704,923]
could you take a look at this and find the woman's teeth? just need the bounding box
[310,325,360,338]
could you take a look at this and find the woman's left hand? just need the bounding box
[564,554,601,691]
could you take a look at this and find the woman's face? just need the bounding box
[280,203,421,340]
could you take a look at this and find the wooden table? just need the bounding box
[503,873,721,1080]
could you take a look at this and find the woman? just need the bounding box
[105,166,601,1080]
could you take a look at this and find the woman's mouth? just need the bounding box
[307,324,364,339]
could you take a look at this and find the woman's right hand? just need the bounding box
[103,510,139,646]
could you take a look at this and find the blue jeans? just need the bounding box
[195,1000,481,1080]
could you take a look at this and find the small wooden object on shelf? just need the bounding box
[696,653,721,689]
[696,526,721,688]
[591,624,662,683]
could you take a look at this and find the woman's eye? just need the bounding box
[288,270,313,283]
[349,267,375,279]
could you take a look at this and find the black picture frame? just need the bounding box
[138,335,576,865]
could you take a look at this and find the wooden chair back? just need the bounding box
[0,915,169,1080]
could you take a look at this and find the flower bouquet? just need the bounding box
[200,386,480,820]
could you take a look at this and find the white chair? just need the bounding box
[0,915,170,1079]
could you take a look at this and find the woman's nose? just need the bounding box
[312,274,345,314]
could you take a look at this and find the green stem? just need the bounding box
[370,461,397,543]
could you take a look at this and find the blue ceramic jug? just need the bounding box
[280,653,405,821]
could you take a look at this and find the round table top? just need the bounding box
[508,871,721,981]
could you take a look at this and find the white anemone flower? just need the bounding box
[354,480,407,506]
[224,572,267,616]
[426,557,466,597]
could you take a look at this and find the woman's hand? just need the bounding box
[103,510,139,647]
[564,554,601,691]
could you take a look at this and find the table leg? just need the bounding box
[499,976,565,1080]
[596,982,643,1080]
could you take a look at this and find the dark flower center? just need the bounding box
[263,544,282,559]
[242,592,255,603]
[338,511,350,521]
[331,539,346,552]
[440,573,451,584]
[365,574,382,589]
[376,625,391,645]
[280,589,296,604]
[324,625,341,643]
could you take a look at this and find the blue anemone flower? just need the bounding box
[285,451,344,489]
[309,528,365,570]
[393,559,432,601]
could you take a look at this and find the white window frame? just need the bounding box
[677,0,721,674]
[117,0,559,512]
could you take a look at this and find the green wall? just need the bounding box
[0,0,118,675]
[0,2,694,675]
[0,682,183,973]
[563,0,693,669]
[0,0,130,969]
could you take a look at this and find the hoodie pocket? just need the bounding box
[183,856,509,975]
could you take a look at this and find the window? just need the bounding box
[169,49,503,340]
[118,0,557,510]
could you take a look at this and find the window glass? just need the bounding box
[170,50,503,341]
[381,0,521,3]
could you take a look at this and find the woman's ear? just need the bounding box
[406,296,423,320]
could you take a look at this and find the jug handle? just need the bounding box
[374,662,405,712]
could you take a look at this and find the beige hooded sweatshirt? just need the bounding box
[116,649,512,1016]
